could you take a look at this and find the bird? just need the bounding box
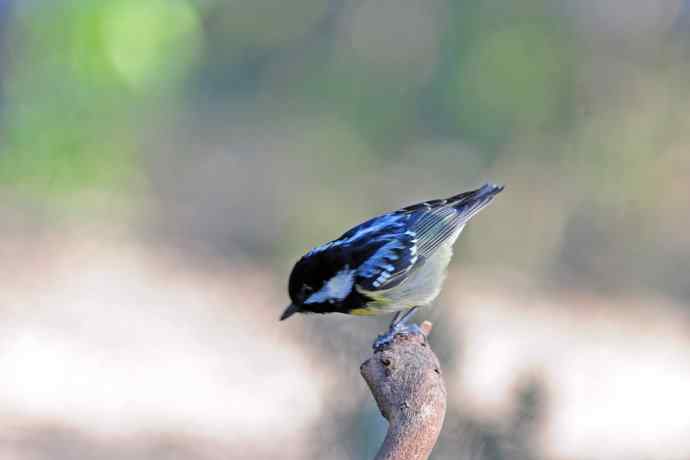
[280,183,503,349]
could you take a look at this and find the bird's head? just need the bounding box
[281,248,354,320]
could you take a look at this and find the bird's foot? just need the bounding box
[373,322,425,351]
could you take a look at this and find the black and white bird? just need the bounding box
[281,183,503,349]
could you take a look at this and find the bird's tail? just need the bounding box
[447,183,504,223]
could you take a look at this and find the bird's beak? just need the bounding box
[280,303,299,321]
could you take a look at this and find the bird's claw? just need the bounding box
[372,322,424,351]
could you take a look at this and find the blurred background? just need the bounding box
[1,0,690,459]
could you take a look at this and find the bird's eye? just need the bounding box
[301,285,313,295]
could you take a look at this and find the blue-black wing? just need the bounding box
[353,224,418,291]
[310,184,503,293]
[354,183,504,291]
[312,213,418,291]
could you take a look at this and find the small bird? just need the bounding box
[281,183,503,349]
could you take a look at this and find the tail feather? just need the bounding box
[448,183,504,227]
[411,183,503,259]
[446,183,504,207]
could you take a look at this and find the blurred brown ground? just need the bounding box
[1,229,688,460]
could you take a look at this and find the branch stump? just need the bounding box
[360,321,447,460]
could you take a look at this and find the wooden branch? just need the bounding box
[360,321,447,460]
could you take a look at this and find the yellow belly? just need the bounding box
[349,307,381,316]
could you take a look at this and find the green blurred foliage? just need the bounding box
[102,0,203,88]
[1,0,689,296]
[0,0,203,202]
[446,1,576,148]
[204,0,328,49]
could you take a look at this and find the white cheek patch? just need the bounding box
[305,267,354,304]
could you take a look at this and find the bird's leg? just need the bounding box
[392,306,419,328]
[373,307,423,350]
[388,311,403,328]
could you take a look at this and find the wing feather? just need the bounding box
[329,184,503,295]
[354,230,418,291]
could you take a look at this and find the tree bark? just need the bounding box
[360,321,447,460]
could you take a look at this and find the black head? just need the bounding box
[281,248,354,320]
